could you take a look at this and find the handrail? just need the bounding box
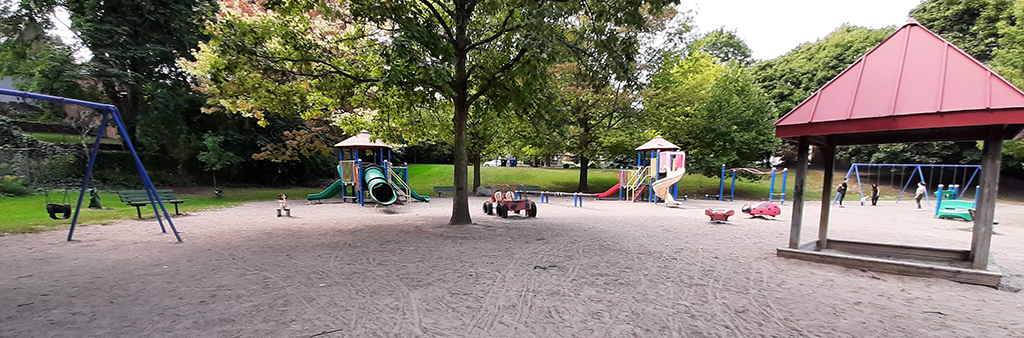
[626,166,649,188]
[385,164,411,198]
[625,166,650,201]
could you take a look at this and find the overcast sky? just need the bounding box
[683,0,926,60]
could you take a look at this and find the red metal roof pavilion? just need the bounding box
[775,20,1019,287]
[776,19,1024,145]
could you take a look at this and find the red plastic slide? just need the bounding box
[631,185,647,202]
[596,183,621,199]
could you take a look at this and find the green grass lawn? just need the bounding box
[0,187,312,235]
[30,132,121,145]
[405,164,831,201]
[1,165,952,235]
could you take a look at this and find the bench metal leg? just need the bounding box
[136,206,142,219]
[174,203,180,215]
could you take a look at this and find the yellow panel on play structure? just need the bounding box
[340,160,357,184]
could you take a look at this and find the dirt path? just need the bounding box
[1,197,1022,337]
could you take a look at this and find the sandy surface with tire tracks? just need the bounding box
[2,196,1023,337]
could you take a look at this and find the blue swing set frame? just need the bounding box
[833,163,981,208]
[1,88,182,242]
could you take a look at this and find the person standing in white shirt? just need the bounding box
[915,182,927,209]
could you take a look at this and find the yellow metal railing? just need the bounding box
[385,163,412,200]
[625,166,650,201]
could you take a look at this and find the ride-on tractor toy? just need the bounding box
[483,184,537,218]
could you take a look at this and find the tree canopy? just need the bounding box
[187,0,680,224]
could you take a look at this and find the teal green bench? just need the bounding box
[433,186,455,197]
[118,190,187,219]
[937,200,974,221]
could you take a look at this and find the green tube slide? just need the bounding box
[363,164,398,206]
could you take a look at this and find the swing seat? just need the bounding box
[46,204,72,220]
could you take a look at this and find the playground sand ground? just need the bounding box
[2,197,1023,337]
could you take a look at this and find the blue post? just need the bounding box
[388,148,392,164]
[110,107,179,242]
[68,112,109,241]
[356,159,364,206]
[934,184,944,217]
[896,166,920,203]
[653,151,660,203]
[780,169,788,205]
[618,169,624,201]
[960,167,980,200]
[853,165,863,206]
[637,151,642,168]
[718,164,725,201]
[730,171,736,202]
[974,185,979,206]
[769,169,776,203]
[917,166,931,208]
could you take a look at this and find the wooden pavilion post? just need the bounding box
[789,136,810,249]
[817,135,837,250]
[970,125,1004,269]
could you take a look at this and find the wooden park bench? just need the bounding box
[522,185,541,192]
[433,186,455,197]
[118,189,188,219]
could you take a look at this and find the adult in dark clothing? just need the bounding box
[836,178,849,207]
[871,184,880,206]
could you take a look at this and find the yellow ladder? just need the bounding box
[625,166,650,201]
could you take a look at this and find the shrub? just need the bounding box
[0,175,30,196]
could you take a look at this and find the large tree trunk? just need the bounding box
[577,118,591,192]
[450,101,472,224]
[578,156,589,192]
[449,16,473,224]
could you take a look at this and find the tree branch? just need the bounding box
[419,0,455,43]
[467,9,519,51]
[468,47,528,104]
[259,55,381,83]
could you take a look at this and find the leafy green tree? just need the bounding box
[542,63,642,191]
[197,132,243,194]
[911,0,1013,63]
[691,28,753,65]
[679,66,777,176]
[59,0,218,142]
[990,0,1024,88]
[753,25,893,115]
[188,0,677,224]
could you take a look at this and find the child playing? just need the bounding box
[915,182,927,209]
[836,178,849,207]
[871,183,880,206]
